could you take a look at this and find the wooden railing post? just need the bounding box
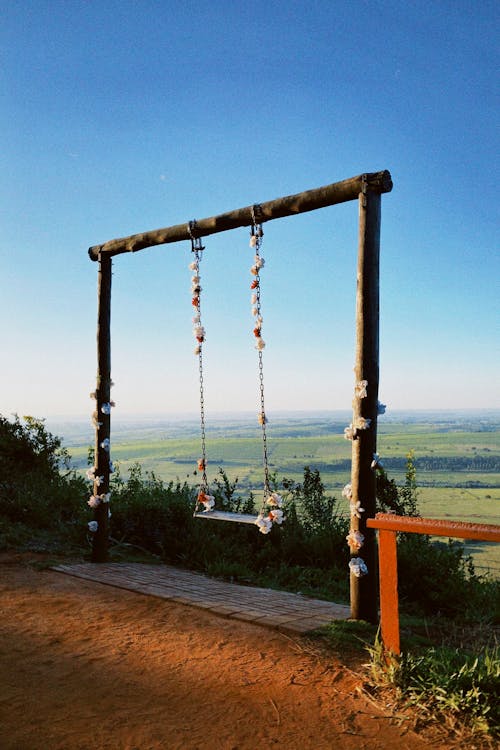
[91,255,112,563]
[377,529,400,654]
[349,184,381,623]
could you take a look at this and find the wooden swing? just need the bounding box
[189,213,283,532]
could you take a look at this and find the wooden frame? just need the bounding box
[367,514,500,654]
[88,170,393,624]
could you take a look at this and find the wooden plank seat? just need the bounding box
[193,510,258,524]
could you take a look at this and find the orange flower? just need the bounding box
[250,280,259,289]
[253,327,261,337]
[192,297,199,307]
[197,459,206,471]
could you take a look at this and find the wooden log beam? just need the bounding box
[349,187,381,624]
[88,170,392,260]
[91,255,112,563]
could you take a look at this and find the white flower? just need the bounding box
[201,494,215,512]
[191,275,200,284]
[269,508,284,525]
[255,337,266,351]
[251,293,257,305]
[355,380,368,399]
[87,495,100,508]
[346,529,364,551]
[377,401,386,415]
[342,483,353,500]
[100,493,111,503]
[354,417,371,430]
[254,256,265,269]
[189,261,197,271]
[249,235,258,248]
[344,424,357,440]
[252,307,258,316]
[254,514,272,534]
[109,461,115,473]
[94,475,104,486]
[192,313,201,324]
[371,453,383,470]
[350,499,365,519]
[193,325,205,340]
[349,557,368,577]
[101,403,112,415]
[267,492,283,508]
[86,467,96,481]
[100,438,110,451]
[88,521,98,533]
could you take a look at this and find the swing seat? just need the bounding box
[193,510,259,525]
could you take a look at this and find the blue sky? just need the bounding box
[1,0,499,419]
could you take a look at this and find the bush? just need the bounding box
[0,414,88,549]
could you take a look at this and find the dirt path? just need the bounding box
[0,554,449,750]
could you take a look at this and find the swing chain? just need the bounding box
[250,211,271,499]
[188,221,209,508]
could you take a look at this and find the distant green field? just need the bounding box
[68,415,500,576]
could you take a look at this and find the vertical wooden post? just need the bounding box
[91,255,112,563]
[377,529,400,654]
[349,185,381,622]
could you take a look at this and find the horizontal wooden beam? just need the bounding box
[88,170,392,261]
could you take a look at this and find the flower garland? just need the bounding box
[344,378,388,576]
[87,387,115,534]
[188,225,213,515]
[248,216,284,534]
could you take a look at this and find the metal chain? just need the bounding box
[250,207,271,501]
[188,222,208,510]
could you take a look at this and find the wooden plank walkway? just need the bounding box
[53,563,350,634]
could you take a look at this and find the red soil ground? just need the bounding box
[0,553,464,749]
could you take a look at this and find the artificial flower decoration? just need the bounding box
[371,453,383,470]
[267,492,283,508]
[344,424,357,440]
[250,234,258,248]
[109,461,115,473]
[94,475,104,486]
[258,412,268,425]
[101,403,112,415]
[350,499,365,519]
[250,279,259,289]
[87,495,100,508]
[189,261,197,271]
[254,513,272,534]
[251,293,257,305]
[197,458,206,472]
[193,324,205,343]
[100,438,110,451]
[88,521,98,533]
[269,508,284,525]
[86,467,96,481]
[355,380,368,399]
[377,401,387,415]
[354,417,371,430]
[346,529,364,551]
[254,256,265,269]
[194,344,201,355]
[349,557,368,577]
[197,491,215,512]
[342,483,353,500]
[91,413,103,429]
[255,337,266,351]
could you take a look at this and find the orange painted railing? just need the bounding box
[366,513,500,655]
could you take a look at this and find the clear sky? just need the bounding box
[1,0,499,420]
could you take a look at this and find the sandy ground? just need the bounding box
[0,553,454,750]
